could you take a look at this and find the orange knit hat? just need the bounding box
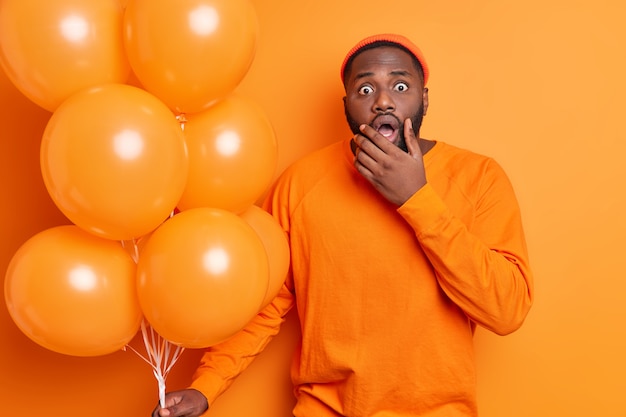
[340,33,429,86]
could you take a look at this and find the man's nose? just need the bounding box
[373,90,395,113]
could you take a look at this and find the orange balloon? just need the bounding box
[0,0,129,112]
[40,84,188,241]
[4,225,142,357]
[123,0,258,114]
[136,208,269,348]
[177,95,278,214]
[240,205,290,308]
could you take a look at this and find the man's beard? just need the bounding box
[345,104,424,153]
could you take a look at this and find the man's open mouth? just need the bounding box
[372,114,400,142]
[377,124,395,138]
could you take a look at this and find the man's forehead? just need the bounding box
[349,47,418,77]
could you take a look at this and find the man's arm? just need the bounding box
[189,286,295,405]
[353,118,533,334]
[151,285,294,416]
[399,179,533,335]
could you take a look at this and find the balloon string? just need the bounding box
[120,239,184,408]
[125,319,185,408]
[176,113,187,131]
[120,239,140,264]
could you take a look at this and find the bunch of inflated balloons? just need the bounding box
[2,0,290,357]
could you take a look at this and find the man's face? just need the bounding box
[343,46,429,152]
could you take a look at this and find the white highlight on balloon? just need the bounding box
[215,131,240,157]
[114,130,144,160]
[69,266,97,291]
[60,15,90,43]
[203,248,229,275]
[188,6,219,36]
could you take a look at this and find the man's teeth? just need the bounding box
[378,125,394,137]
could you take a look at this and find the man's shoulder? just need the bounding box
[429,141,513,197]
[284,140,345,176]
[431,141,501,172]
[269,140,345,193]
[433,141,493,161]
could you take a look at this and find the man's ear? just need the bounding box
[422,88,429,116]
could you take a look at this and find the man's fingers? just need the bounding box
[358,124,392,153]
[163,394,183,408]
[152,393,183,417]
[403,118,422,159]
[354,127,388,167]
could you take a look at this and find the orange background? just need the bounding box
[2,0,625,415]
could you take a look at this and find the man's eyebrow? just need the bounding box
[389,70,413,77]
[353,69,414,81]
[354,71,375,81]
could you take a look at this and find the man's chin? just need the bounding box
[393,135,408,153]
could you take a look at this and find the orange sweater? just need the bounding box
[191,138,533,416]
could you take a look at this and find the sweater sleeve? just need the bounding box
[189,285,295,405]
[397,160,533,335]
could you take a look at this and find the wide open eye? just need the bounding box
[394,82,409,92]
[358,85,374,95]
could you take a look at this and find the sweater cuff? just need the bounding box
[189,372,223,409]
[396,183,449,236]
